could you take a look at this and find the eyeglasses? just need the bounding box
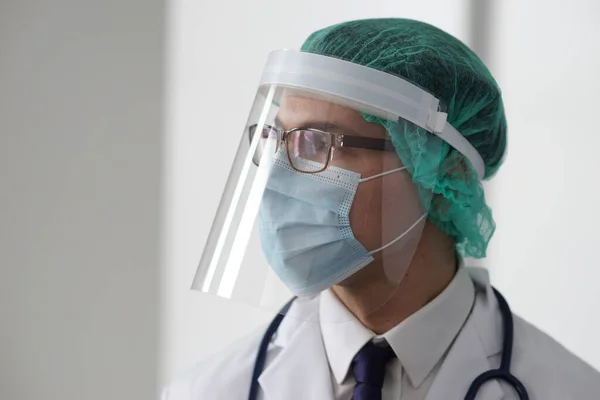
[248,124,395,173]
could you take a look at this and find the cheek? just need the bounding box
[349,180,382,248]
[349,171,424,251]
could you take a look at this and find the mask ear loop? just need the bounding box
[369,213,428,255]
[359,166,407,183]
[355,165,427,255]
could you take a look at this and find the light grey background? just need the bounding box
[487,0,600,368]
[1,1,164,399]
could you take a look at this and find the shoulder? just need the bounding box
[467,269,600,398]
[161,296,319,400]
[508,314,600,398]
[161,325,267,400]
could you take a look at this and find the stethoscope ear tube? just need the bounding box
[463,289,529,400]
[463,369,529,400]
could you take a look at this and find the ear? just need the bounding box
[429,152,476,219]
[444,152,477,184]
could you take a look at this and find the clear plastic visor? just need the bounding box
[192,85,444,321]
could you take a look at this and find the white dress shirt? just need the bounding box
[319,267,475,400]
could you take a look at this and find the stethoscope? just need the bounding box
[248,288,529,400]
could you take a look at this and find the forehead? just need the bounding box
[278,96,359,123]
[276,95,387,138]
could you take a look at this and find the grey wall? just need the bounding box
[0,1,164,399]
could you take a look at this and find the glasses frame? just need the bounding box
[248,124,396,174]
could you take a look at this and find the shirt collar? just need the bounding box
[319,265,475,388]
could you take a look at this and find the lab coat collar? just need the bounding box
[467,267,503,357]
[425,267,505,400]
[386,266,475,387]
[259,295,335,400]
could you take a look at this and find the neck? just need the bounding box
[331,222,457,334]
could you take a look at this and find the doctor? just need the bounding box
[163,18,600,399]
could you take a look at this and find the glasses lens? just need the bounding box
[249,124,278,166]
[287,130,331,172]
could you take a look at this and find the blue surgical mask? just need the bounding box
[258,152,427,296]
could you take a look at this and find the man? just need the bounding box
[163,18,600,399]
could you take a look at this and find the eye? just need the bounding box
[311,132,328,150]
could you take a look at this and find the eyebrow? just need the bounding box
[274,116,285,128]
[274,116,364,137]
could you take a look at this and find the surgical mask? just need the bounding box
[258,152,427,296]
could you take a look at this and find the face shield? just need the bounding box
[192,50,485,321]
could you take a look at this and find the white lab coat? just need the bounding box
[162,268,600,399]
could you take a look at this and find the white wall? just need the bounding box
[161,0,470,383]
[487,0,600,370]
[0,1,165,399]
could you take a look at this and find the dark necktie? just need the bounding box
[351,341,397,400]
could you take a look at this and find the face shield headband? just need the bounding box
[259,50,484,180]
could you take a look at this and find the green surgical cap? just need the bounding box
[301,18,507,258]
